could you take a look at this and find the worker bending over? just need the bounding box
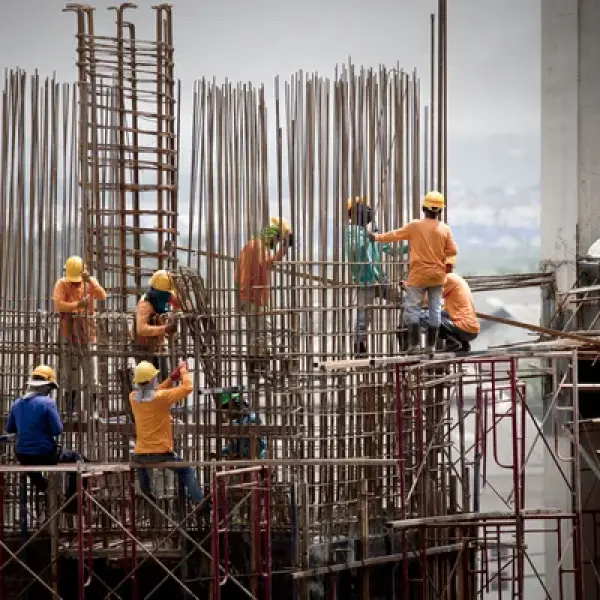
[133,269,180,381]
[346,197,407,357]
[421,256,479,353]
[6,365,87,513]
[220,390,266,460]
[53,255,107,416]
[129,360,206,506]
[234,217,292,378]
[371,191,457,355]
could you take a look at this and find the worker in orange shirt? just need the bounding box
[421,256,479,354]
[129,360,207,507]
[132,269,181,381]
[371,191,457,355]
[234,216,292,377]
[53,255,107,416]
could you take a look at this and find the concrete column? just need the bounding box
[542,4,600,599]
[541,0,600,292]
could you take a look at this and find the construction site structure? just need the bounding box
[0,2,597,599]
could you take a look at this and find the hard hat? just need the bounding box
[149,270,174,293]
[422,191,445,210]
[65,256,84,283]
[221,390,247,408]
[133,361,160,385]
[347,197,368,213]
[28,365,58,389]
[270,216,292,237]
[445,255,457,265]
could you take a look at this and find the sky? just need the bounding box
[0,0,540,140]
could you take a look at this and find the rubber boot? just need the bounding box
[406,324,421,355]
[443,335,463,353]
[425,327,439,357]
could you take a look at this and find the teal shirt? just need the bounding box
[346,224,407,285]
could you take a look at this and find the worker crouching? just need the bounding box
[132,269,180,381]
[234,216,292,380]
[371,191,457,355]
[220,390,267,460]
[6,365,88,513]
[421,256,479,354]
[53,255,107,418]
[129,360,208,508]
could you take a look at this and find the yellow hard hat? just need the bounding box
[347,196,368,213]
[28,365,58,388]
[422,191,445,210]
[149,270,174,293]
[445,255,457,265]
[65,255,84,283]
[270,216,292,237]
[133,361,160,385]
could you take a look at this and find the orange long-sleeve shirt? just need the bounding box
[374,219,457,287]
[234,238,286,306]
[133,295,181,352]
[53,276,107,344]
[443,273,480,334]
[130,367,193,454]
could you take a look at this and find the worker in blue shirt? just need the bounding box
[346,197,407,357]
[220,391,266,459]
[6,365,87,513]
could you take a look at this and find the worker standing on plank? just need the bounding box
[234,216,292,379]
[6,365,88,513]
[421,256,479,354]
[346,197,407,357]
[371,191,457,355]
[132,269,181,381]
[53,255,107,417]
[129,360,207,506]
[220,390,267,460]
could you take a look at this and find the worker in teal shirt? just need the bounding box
[346,197,407,357]
[220,391,266,459]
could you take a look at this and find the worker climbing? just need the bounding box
[129,359,208,509]
[132,269,181,381]
[6,365,88,513]
[53,255,107,418]
[346,196,407,357]
[234,216,293,381]
[220,390,267,460]
[371,191,457,355]
[420,255,479,354]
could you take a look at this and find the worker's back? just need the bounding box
[129,369,192,454]
[7,393,62,455]
[235,238,272,306]
[444,273,479,333]
[405,218,455,287]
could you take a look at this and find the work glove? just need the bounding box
[170,366,181,382]
[76,298,89,309]
[81,271,91,283]
[164,323,177,335]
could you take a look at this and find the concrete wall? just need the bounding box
[541,0,600,292]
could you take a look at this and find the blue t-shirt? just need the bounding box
[6,393,63,455]
[221,412,267,459]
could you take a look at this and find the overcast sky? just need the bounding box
[0,0,540,139]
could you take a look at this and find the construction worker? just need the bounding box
[6,365,87,513]
[129,360,207,506]
[132,269,181,381]
[421,256,479,353]
[371,191,457,355]
[234,216,292,378]
[220,390,266,460]
[346,197,407,357]
[53,255,107,416]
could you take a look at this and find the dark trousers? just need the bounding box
[420,309,478,346]
[16,447,85,499]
